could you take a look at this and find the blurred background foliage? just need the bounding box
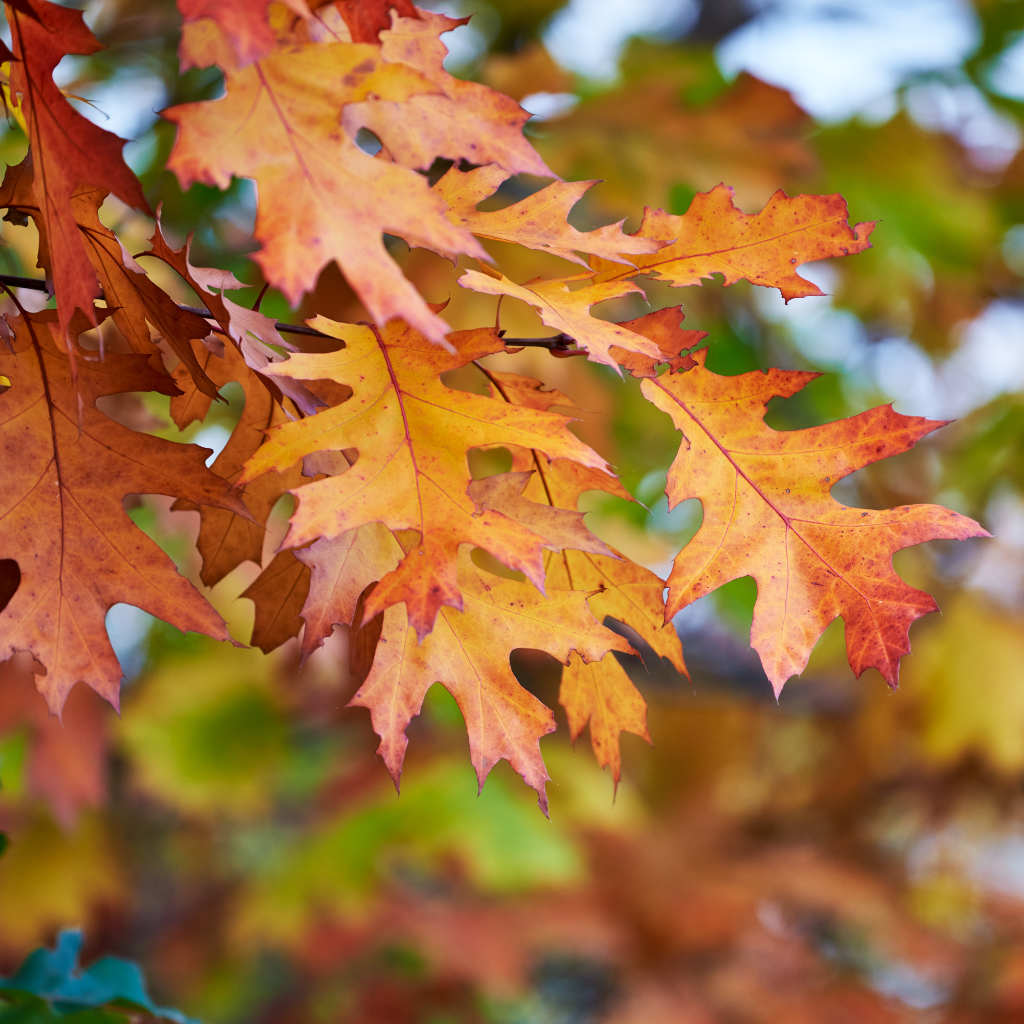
[1,0,1023,1020]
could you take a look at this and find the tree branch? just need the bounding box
[0,273,578,350]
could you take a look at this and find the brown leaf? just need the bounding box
[3,0,148,340]
[0,172,218,397]
[0,313,244,712]
[171,339,306,586]
[243,549,310,653]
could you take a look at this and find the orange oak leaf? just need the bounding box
[547,532,687,782]
[0,313,245,713]
[433,164,658,266]
[164,20,486,343]
[561,652,649,786]
[3,0,148,340]
[478,364,682,671]
[242,318,609,638]
[348,10,552,177]
[177,0,311,67]
[350,553,634,810]
[611,308,704,378]
[458,268,659,370]
[547,539,687,677]
[643,349,989,693]
[603,185,874,300]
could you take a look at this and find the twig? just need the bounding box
[0,272,579,350]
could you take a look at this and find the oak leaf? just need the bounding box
[145,226,325,415]
[561,653,649,786]
[2,0,148,341]
[607,185,874,300]
[242,318,609,638]
[0,174,219,396]
[643,349,989,693]
[350,553,634,811]
[468,471,615,559]
[611,307,704,378]
[538,465,686,780]
[348,10,552,177]
[243,549,310,654]
[0,313,244,712]
[434,164,658,266]
[164,19,486,342]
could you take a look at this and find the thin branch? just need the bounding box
[0,272,580,350]
[0,274,50,291]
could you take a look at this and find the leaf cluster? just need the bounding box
[0,0,986,808]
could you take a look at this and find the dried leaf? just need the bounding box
[243,549,310,653]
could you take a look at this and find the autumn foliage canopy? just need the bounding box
[0,0,988,811]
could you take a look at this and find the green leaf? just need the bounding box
[0,931,197,1023]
